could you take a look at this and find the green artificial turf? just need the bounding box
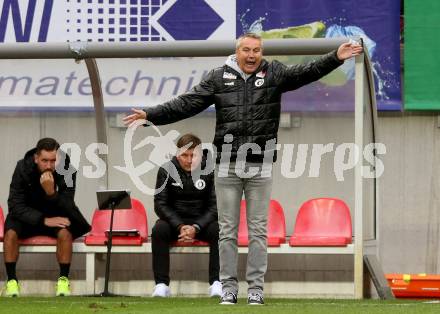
[0,297,438,314]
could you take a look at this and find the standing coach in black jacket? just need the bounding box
[151,133,221,298]
[3,138,91,297]
[123,33,363,304]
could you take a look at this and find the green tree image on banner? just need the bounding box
[405,1,440,110]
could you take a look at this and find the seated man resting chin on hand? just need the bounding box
[3,138,91,297]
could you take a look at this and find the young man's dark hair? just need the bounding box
[36,137,60,154]
[176,133,201,149]
[151,133,220,298]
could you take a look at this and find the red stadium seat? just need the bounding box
[0,205,56,245]
[19,236,57,245]
[289,198,352,247]
[0,205,4,241]
[0,205,59,245]
[238,199,286,247]
[171,240,209,247]
[85,198,148,246]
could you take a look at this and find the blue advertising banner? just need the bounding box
[0,0,400,111]
[237,0,402,111]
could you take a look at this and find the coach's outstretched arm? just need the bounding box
[278,41,363,93]
[123,70,216,126]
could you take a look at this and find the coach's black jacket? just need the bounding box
[154,154,217,230]
[7,148,91,238]
[145,51,343,163]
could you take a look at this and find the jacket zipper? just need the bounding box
[243,78,248,149]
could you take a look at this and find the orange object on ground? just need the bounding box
[386,273,440,298]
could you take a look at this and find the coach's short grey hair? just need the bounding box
[236,32,263,49]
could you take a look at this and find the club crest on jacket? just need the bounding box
[194,179,206,190]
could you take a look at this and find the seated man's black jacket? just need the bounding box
[154,154,217,230]
[7,148,91,238]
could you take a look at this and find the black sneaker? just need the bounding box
[247,292,264,305]
[219,291,237,305]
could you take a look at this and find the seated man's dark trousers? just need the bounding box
[152,151,219,287]
[152,219,219,285]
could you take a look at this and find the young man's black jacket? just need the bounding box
[144,51,343,163]
[7,148,91,238]
[154,154,217,231]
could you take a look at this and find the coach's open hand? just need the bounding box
[337,42,363,61]
[123,108,147,126]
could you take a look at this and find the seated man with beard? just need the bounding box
[3,138,91,297]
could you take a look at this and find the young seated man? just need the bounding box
[3,138,91,297]
[151,133,221,297]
